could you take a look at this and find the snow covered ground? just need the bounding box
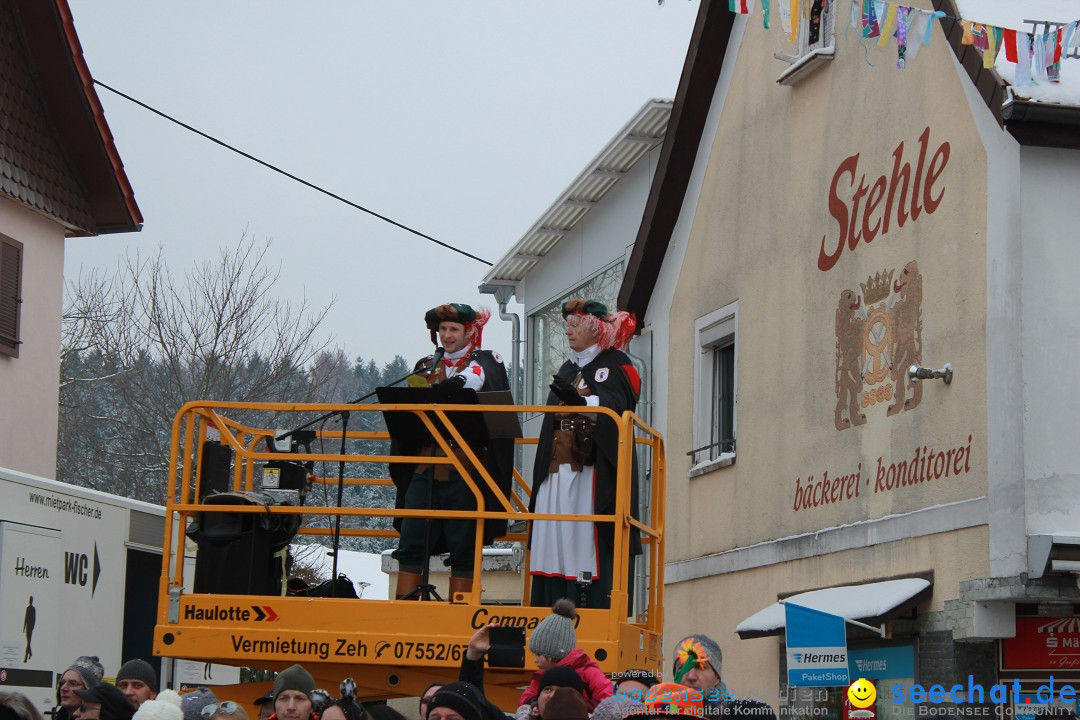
[292,544,390,600]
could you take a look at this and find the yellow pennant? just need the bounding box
[961,19,974,45]
[879,3,899,47]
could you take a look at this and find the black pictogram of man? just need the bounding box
[23,596,35,662]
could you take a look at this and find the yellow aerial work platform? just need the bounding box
[154,399,665,709]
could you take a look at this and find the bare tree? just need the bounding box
[287,542,330,587]
[59,237,336,504]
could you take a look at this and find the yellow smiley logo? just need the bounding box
[847,678,877,709]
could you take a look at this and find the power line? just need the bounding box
[93,79,493,267]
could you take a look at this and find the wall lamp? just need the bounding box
[908,363,953,384]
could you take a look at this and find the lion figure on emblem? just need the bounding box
[887,260,923,416]
[835,288,866,430]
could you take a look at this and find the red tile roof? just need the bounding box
[2,0,141,235]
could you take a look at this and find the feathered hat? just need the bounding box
[562,298,636,351]
[424,303,491,348]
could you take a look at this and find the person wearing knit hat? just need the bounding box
[117,660,158,707]
[68,657,106,687]
[537,688,587,720]
[272,665,316,720]
[514,601,610,712]
[671,635,724,691]
[417,682,444,720]
[528,298,642,611]
[535,667,584,698]
[528,599,577,660]
[59,656,106,720]
[74,683,136,720]
[425,682,485,720]
[670,636,776,720]
[132,691,183,720]
[179,689,218,720]
[390,302,513,602]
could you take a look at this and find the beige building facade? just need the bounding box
[621,0,1080,715]
[0,0,141,478]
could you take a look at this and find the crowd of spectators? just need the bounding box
[3,609,780,720]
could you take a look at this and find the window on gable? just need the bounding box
[690,301,738,476]
[0,235,22,358]
[775,0,837,85]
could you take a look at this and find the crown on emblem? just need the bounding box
[860,269,895,305]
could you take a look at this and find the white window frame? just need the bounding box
[691,300,738,478]
[775,0,837,85]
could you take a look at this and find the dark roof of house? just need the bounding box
[619,0,1080,323]
[1,0,141,235]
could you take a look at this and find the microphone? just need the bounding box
[427,347,446,375]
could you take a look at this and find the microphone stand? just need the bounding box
[272,348,446,597]
[275,347,444,444]
[330,410,348,594]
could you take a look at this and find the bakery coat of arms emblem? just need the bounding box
[835,260,923,430]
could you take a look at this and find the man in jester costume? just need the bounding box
[390,303,513,601]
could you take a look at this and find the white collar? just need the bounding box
[570,344,600,367]
[445,344,473,362]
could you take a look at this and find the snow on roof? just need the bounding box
[955,0,1080,106]
[735,578,931,635]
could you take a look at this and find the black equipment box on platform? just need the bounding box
[186,491,301,596]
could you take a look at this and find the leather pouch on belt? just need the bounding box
[549,413,595,472]
[570,414,596,467]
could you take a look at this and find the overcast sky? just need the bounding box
[65,1,699,369]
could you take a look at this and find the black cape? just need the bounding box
[528,348,642,557]
[388,349,514,548]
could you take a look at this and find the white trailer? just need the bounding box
[0,467,165,715]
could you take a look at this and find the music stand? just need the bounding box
[378,385,484,449]
[378,386,519,600]
[475,390,522,440]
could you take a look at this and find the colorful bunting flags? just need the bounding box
[729,0,753,15]
[1015,32,1034,87]
[1004,28,1018,63]
[781,0,794,35]
[862,0,880,39]
[895,7,908,69]
[713,0,1080,85]
[879,3,898,48]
